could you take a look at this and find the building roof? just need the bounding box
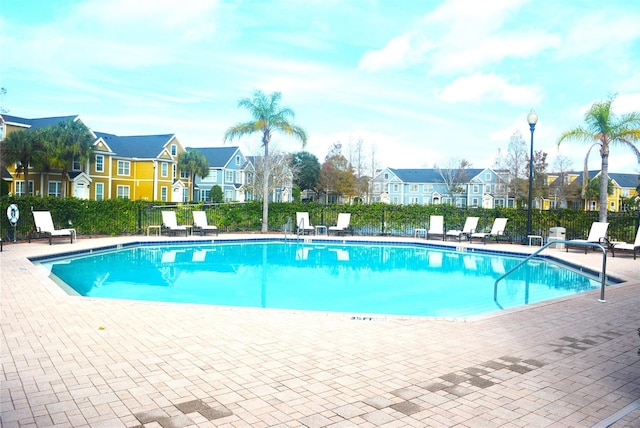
[95,132,176,158]
[1,114,79,130]
[187,146,239,168]
[387,168,486,183]
[609,172,640,188]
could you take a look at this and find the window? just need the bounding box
[117,161,130,176]
[589,201,597,211]
[95,183,104,201]
[72,157,81,171]
[117,185,130,199]
[610,201,615,211]
[373,183,380,193]
[486,184,492,193]
[393,184,399,192]
[95,155,104,173]
[471,198,479,207]
[183,188,189,202]
[392,196,399,204]
[15,181,33,196]
[473,184,479,193]
[409,184,418,192]
[225,171,234,183]
[180,169,189,179]
[485,172,491,180]
[200,189,210,201]
[409,196,419,204]
[225,189,233,201]
[384,173,389,180]
[236,155,240,166]
[563,175,569,184]
[201,170,214,182]
[173,164,177,179]
[160,186,168,201]
[171,144,177,156]
[161,162,168,177]
[48,181,62,197]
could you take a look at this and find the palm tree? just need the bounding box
[558,95,640,222]
[178,150,209,201]
[1,128,44,196]
[45,119,95,197]
[224,91,307,232]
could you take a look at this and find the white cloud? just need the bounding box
[613,93,640,115]
[439,73,543,105]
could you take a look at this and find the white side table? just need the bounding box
[528,235,543,246]
[414,228,427,238]
[315,225,327,236]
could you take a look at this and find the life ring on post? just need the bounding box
[7,204,19,225]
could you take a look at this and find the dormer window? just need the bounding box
[236,155,241,165]
[171,144,177,156]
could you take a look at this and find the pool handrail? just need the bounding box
[494,240,608,305]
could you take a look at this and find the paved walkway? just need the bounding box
[1,235,639,427]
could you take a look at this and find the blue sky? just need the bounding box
[2,0,640,174]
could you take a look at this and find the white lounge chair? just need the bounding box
[296,212,315,235]
[446,217,479,242]
[161,211,189,236]
[192,211,218,236]
[566,222,609,254]
[29,211,76,244]
[469,218,509,244]
[610,225,640,259]
[329,213,351,235]
[426,215,445,240]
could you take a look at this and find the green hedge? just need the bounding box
[1,195,639,243]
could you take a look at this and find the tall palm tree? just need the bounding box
[177,150,209,201]
[1,128,44,196]
[224,91,307,232]
[558,95,640,222]
[45,119,95,197]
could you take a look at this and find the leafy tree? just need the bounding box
[529,150,548,200]
[224,90,307,232]
[290,151,320,191]
[318,143,356,203]
[43,119,94,197]
[178,150,209,201]
[435,158,471,205]
[210,185,223,203]
[1,128,44,196]
[558,94,640,221]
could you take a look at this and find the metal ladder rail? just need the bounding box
[494,239,608,304]
[296,217,304,242]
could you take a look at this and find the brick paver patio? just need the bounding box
[1,235,639,427]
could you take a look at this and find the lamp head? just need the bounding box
[527,109,538,126]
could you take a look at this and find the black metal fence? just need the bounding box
[2,196,640,244]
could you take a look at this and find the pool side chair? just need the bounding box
[610,225,640,259]
[296,212,315,235]
[426,215,445,241]
[29,211,76,245]
[566,221,609,254]
[329,213,351,235]
[192,211,218,236]
[469,218,509,244]
[445,217,479,242]
[161,211,189,236]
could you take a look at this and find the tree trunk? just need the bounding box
[599,149,609,223]
[261,143,270,233]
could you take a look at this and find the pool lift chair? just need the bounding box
[29,211,76,245]
[161,211,189,236]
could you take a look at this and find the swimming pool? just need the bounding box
[36,240,609,317]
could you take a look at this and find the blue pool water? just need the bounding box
[38,241,604,317]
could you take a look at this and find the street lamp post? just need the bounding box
[526,109,538,239]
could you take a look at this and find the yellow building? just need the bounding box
[545,171,639,212]
[1,114,189,201]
